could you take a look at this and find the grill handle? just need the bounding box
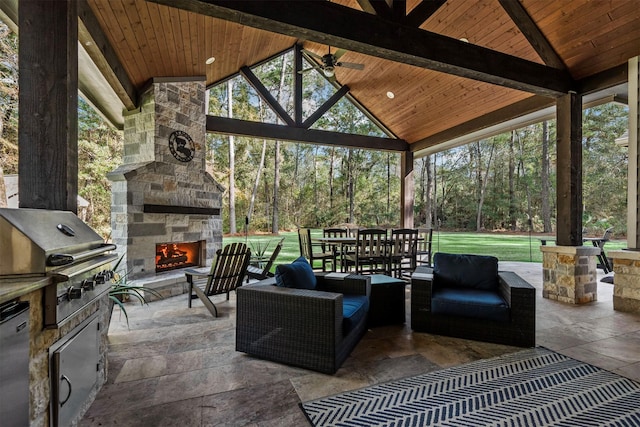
[47,244,117,267]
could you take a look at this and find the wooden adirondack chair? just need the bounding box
[185,242,251,317]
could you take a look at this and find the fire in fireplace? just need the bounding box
[155,241,203,273]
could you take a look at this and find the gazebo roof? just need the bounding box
[1,0,638,154]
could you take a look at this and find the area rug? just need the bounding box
[300,347,640,426]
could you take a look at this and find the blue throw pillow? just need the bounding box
[275,256,317,289]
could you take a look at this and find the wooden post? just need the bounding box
[555,92,582,246]
[400,150,414,228]
[627,56,639,249]
[18,0,78,212]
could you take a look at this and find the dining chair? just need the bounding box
[416,228,434,267]
[323,227,350,272]
[389,228,419,279]
[298,228,334,271]
[344,228,388,275]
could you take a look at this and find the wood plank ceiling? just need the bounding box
[86,0,640,151]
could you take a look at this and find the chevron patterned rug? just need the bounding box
[301,347,640,426]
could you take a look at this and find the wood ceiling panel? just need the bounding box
[85,0,639,146]
[89,0,295,87]
[523,0,640,79]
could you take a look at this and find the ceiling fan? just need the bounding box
[300,47,365,79]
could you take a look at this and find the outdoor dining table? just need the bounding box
[313,236,423,273]
[313,237,357,272]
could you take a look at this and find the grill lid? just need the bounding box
[0,208,113,276]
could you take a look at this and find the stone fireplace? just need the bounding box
[108,77,223,283]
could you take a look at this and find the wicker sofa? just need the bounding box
[236,272,371,374]
[411,253,536,347]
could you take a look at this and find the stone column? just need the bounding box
[541,245,600,304]
[607,56,640,314]
[609,250,640,313]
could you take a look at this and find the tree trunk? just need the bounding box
[271,54,288,234]
[348,148,355,224]
[476,141,495,231]
[541,120,552,233]
[227,80,237,234]
[248,100,268,226]
[386,153,391,222]
[248,139,266,225]
[328,147,335,210]
[425,155,433,228]
[418,157,426,225]
[272,140,280,233]
[508,130,517,230]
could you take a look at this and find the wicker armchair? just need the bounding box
[236,273,371,374]
[411,254,536,347]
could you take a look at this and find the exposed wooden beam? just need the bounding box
[391,0,406,22]
[302,85,350,129]
[77,0,137,109]
[403,0,445,27]
[148,0,574,97]
[357,0,392,19]
[207,115,408,151]
[240,65,295,126]
[577,63,628,95]
[412,96,555,151]
[498,0,565,70]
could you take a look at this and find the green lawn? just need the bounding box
[224,230,627,266]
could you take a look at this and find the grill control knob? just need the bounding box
[81,279,96,290]
[94,273,107,284]
[67,286,83,300]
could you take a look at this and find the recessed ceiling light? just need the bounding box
[205,57,216,65]
[386,91,395,99]
[460,37,469,43]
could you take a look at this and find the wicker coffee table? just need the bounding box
[368,274,407,327]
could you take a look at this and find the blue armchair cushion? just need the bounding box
[342,295,369,335]
[433,253,499,291]
[275,257,317,289]
[432,288,509,322]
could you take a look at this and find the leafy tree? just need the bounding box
[77,99,122,237]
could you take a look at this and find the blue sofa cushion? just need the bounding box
[433,253,499,291]
[275,257,317,289]
[342,295,369,335]
[432,288,509,322]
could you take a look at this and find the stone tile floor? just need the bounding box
[81,262,640,426]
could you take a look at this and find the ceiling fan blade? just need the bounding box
[302,49,323,60]
[333,49,347,60]
[336,62,365,70]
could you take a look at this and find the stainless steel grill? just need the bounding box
[0,207,117,328]
[1,207,118,426]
